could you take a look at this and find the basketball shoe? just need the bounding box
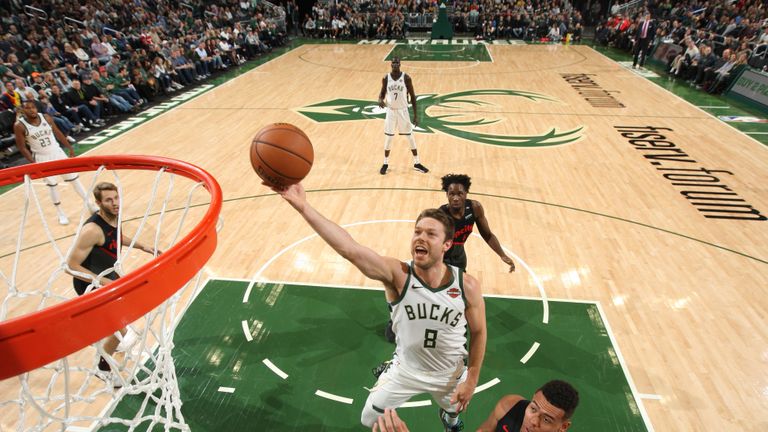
[116,327,138,352]
[96,357,123,388]
[413,163,429,173]
[439,408,464,431]
[57,213,69,225]
[379,163,388,175]
[96,370,124,388]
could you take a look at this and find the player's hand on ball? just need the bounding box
[267,182,307,212]
[372,408,409,432]
[451,380,476,412]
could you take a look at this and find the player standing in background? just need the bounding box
[440,174,515,272]
[67,182,159,386]
[377,57,429,175]
[271,182,485,431]
[15,99,96,225]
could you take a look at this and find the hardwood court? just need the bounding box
[1,43,766,431]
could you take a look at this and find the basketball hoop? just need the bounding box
[0,155,222,431]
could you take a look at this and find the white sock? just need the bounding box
[70,178,89,201]
[48,183,61,206]
[442,411,459,426]
[407,135,420,164]
[54,202,66,216]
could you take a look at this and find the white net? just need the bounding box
[0,159,220,431]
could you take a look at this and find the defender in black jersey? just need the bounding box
[439,174,515,272]
[477,380,579,432]
[72,211,118,295]
[68,182,156,294]
[372,380,579,431]
[66,182,158,381]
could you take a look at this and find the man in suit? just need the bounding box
[632,12,655,68]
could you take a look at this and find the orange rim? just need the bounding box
[0,155,222,380]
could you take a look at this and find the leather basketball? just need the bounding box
[250,123,314,188]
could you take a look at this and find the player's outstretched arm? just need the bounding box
[451,273,487,412]
[473,200,515,272]
[272,183,399,284]
[120,234,161,256]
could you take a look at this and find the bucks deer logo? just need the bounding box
[297,89,583,148]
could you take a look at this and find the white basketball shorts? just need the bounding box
[34,147,78,185]
[384,107,413,135]
[362,355,467,420]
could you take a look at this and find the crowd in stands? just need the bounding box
[0,0,288,164]
[1,0,764,165]
[595,0,767,94]
[301,0,410,40]
[301,0,585,43]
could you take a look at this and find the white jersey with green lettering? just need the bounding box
[391,262,468,372]
[385,73,408,110]
[19,113,58,155]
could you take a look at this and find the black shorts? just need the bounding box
[73,272,119,296]
[443,250,467,272]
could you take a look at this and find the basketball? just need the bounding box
[250,123,314,188]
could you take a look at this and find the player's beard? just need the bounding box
[99,205,119,221]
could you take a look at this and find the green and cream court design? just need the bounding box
[109,279,649,431]
[383,42,495,63]
[297,89,584,148]
[2,38,761,432]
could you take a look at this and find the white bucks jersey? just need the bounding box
[19,114,58,154]
[386,73,408,110]
[391,263,468,371]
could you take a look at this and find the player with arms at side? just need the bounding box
[271,182,486,431]
[66,182,159,385]
[440,174,515,272]
[378,57,428,175]
[15,98,96,225]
